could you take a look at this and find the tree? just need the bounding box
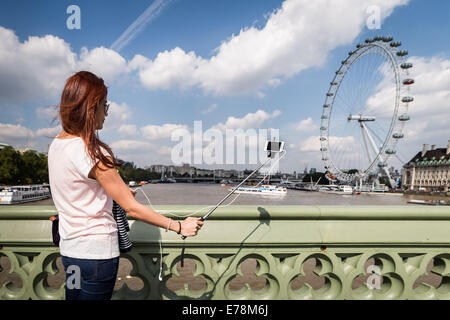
[302,172,327,185]
[0,147,24,185]
[0,147,49,185]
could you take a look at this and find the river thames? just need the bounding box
[28,182,446,207]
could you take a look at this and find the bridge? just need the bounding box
[1,205,450,300]
[156,176,303,184]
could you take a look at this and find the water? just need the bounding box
[24,183,446,207]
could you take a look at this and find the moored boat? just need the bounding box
[318,185,354,195]
[0,184,51,204]
[230,184,287,196]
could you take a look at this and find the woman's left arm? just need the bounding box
[89,158,203,236]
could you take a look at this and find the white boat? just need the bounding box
[0,185,51,204]
[318,185,354,195]
[230,184,287,196]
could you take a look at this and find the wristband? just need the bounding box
[177,221,182,235]
[166,219,172,232]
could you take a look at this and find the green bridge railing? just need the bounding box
[1,205,450,300]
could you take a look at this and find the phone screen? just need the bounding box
[266,141,283,152]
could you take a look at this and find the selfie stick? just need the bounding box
[181,152,275,240]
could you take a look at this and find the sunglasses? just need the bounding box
[104,102,110,114]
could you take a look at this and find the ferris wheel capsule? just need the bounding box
[365,38,374,43]
[374,35,383,41]
[402,96,414,103]
[390,41,402,47]
[385,149,396,155]
[402,78,414,85]
[401,62,413,69]
[326,93,334,97]
[398,114,410,121]
[356,43,364,48]
[393,133,404,139]
[397,50,408,57]
[383,36,393,42]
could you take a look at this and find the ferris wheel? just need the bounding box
[319,35,413,186]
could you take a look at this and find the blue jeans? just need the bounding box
[61,255,119,300]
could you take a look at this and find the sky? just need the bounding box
[0,0,449,174]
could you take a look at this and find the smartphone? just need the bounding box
[265,141,285,158]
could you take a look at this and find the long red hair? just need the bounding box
[59,71,120,169]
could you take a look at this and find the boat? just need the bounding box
[0,184,51,204]
[318,185,354,195]
[408,199,449,206]
[230,184,287,196]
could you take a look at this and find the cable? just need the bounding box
[135,150,286,218]
[135,149,286,280]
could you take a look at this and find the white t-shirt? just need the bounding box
[48,137,120,259]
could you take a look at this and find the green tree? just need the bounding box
[0,147,49,185]
[0,146,24,185]
[302,172,327,185]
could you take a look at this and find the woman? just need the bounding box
[48,71,203,300]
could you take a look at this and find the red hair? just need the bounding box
[59,71,120,169]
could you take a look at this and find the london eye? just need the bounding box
[319,36,413,187]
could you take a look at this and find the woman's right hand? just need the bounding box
[180,217,204,237]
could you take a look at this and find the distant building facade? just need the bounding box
[402,141,450,192]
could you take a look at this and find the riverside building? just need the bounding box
[402,141,450,192]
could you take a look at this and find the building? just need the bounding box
[402,141,450,192]
[145,164,197,177]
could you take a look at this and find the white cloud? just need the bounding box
[299,135,355,152]
[0,26,130,104]
[0,27,76,103]
[0,123,34,139]
[213,109,281,131]
[364,55,450,163]
[296,117,318,132]
[36,125,61,138]
[103,101,132,130]
[141,123,189,140]
[118,124,138,137]
[131,48,203,90]
[78,47,129,84]
[110,140,154,152]
[132,0,408,95]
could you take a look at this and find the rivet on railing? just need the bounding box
[320,246,327,251]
